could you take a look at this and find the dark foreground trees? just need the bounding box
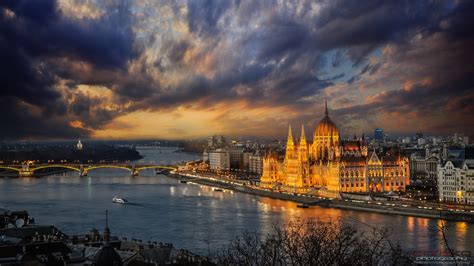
[214,219,412,266]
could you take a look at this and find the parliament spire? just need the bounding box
[325,100,328,116]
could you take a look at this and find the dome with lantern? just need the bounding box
[314,101,340,138]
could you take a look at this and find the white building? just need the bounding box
[208,149,230,171]
[438,160,474,204]
[249,153,263,175]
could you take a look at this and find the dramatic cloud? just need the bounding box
[1,0,473,140]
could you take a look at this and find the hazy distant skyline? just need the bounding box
[1,0,473,140]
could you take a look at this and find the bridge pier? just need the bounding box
[19,164,33,177]
[19,170,33,177]
[131,166,139,177]
[79,164,87,177]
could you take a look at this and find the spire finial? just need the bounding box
[287,124,294,145]
[105,210,108,228]
[300,124,306,144]
[325,100,328,116]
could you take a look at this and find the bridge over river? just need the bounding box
[0,163,177,177]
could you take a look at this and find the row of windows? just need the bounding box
[341,178,365,182]
[341,183,365,188]
[441,197,462,202]
[341,171,405,176]
[341,172,364,177]
[385,182,403,187]
[440,186,465,191]
[341,181,405,187]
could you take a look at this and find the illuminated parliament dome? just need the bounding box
[314,101,340,138]
[311,101,340,161]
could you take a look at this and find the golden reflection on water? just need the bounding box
[253,194,474,252]
[456,221,468,235]
[258,197,344,223]
[407,216,415,231]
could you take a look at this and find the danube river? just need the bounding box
[0,148,473,255]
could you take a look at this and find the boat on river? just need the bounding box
[112,196,128,204]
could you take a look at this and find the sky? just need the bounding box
[1,0,473,140]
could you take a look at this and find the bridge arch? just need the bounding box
[31,165,81,173]
[135,165,176,172]
[85,165,133,173]
[0,166,21,173]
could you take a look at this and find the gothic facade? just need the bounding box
[260,102,410,195]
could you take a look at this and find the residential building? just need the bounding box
[208,149,230,171]
[249,152,263,175]
[438,160,474,204]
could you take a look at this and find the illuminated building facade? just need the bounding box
[438,160,474,205]
[260,102,410,195]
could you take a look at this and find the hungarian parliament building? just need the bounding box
[260,102,410,196]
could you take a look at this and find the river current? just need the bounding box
[0,148,472,255]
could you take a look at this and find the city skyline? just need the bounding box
[1,0,473,140]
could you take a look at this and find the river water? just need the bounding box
[0,148,472,255]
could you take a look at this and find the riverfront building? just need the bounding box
[438,160,474,204]
[260,102,410,196]
[249,152,263,175]
[208,149,230,171]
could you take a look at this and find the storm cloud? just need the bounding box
[1,0,473,139]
